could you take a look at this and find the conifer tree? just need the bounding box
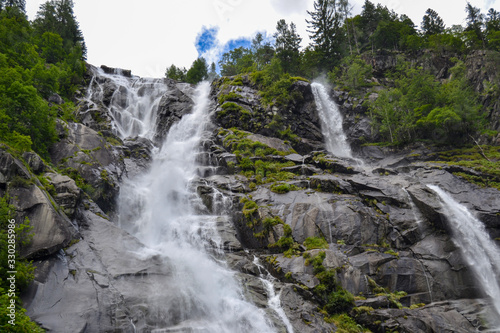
[34,0,86,58]
[306,0,345,70]
[421,8,445,36]
[251,32,274,70]
[186,57,208,84]
[465,2,485,49]
[274,19,302,74]
[0,0,26,12]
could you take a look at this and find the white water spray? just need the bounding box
[112,81,276,332]
[85,67,168,139]
[311,82,353,158]
[428,185,500,328]
[253,257,294,333]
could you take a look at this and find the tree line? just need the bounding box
[167,0,500,83]
[166,0,499,145]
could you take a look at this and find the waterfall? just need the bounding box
[108,79,276,332]
[311,82,353,158]
[85,67,168,139]
[253,257,294,333]
[428,185,500,328]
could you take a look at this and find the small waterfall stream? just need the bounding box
[87,70,278,331]
[311,82,353,159]
[253,257,294,333]
[428,185,500,328]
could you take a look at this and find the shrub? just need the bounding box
[304,236,329,250]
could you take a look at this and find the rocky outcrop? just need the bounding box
[153,81,194,144]
[49,121,124,214]
[0,149,78,259]
[19,67,500,332]
[211,75,324,154]
[195,115,499,331]
[23,198,173,332]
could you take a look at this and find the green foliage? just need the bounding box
[218,91,243,104]
[421,8,445,37]
[270,182,299,194]
[186,57,208,84]
[307,251,356,315]
[33,0,86,58]
[240,197,258,219]
[0,3,85,158]
[274,19,302,74]
[325,289,356,314]
[219,128,298,184]
[327,313,366,333]
[331,55,373,91]
[217,102,251,123]
[432,145,500,190]
[271,223,298,256]
[0,196,43,332]
[304,236,329,250]
[251,69,308,107]
[219,47,254,76]
[306,0,346,70]
[369,60,484,145]
[165,64,186,81]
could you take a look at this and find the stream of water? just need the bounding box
[88,72,277,331]
[428,185,500,328]
[311,82,353,159]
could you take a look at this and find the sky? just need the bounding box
[26,0,499,78]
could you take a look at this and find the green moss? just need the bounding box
[304,236,329,250]
[270,182,299,194]
[218,91,243,104]
[384,249,400,258]
[9,176,34,188]
[431,145,500,190]
[327,313,367,333]
[219,128,298,184]
[240,197,259,219]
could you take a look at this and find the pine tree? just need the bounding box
[186,57,208,84]
[0,0,25,12]
[306,0,345,70]
[165,64,187,81]
[251,32,274,70]
[486,8,500,32]
[465,2,485,49]
[421,8,445,36]
[33,0,86,58]
[207,62,219,81]
[274,19,302,74]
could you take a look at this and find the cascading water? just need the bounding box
[108,78,276,332]
[311,82,353,159]
[253,257,294,333]
[85,67,168,139]
[428,185,500,328]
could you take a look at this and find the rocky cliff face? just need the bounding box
[11,67,500,332]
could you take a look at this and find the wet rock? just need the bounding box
[48,93,64,105]
[153,82,194,144]
[23,201,173,332]
[1,149,78,259]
